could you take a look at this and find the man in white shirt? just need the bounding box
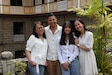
[45,13,62,75]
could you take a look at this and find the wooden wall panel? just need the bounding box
[23,0,33,6]
[53,2,57,11]
[80,0,86,7]
[3,6,10,13]
[41,4,45,13]
[72,0,77,7]
[10,6,24,14]
[2,0,10,5]
[35,0,42,5]
[44,4,48,12]
[67,0,72,8]
[49,3,53,11]
[24,7,30,14]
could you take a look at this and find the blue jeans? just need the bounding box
[61,57,80,75]
[27,62,45,75]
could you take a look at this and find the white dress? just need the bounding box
[78,31,98,75]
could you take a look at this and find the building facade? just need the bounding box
[0,0,112,58]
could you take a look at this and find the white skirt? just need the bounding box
[79,49,98,75]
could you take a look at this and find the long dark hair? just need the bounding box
[60,21,75,45]
[33,21,46,38]
[73,19,88,37]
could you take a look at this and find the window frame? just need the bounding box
[10,0,22,6]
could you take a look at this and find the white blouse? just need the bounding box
[26,35,48,65]
[57,40,79,64]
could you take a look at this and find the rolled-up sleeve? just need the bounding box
[26,35,35,51]
[69,45,79,62]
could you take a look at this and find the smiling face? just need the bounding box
[64,24,71,35]
[74,20,84,32]
[47,15,57,26]
[35,24,44,36]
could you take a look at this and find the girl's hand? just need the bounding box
[62,62,69,70]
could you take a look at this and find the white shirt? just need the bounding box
[57,40,79,64]
[45,24,62,61]
[26,35,48,65]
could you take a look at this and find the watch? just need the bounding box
[77,44,80,47]
[68,60,71,64]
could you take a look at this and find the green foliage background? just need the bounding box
[68,0,112,74]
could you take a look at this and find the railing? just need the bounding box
[0,58,28,75]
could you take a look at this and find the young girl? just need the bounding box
[57,21,80,75]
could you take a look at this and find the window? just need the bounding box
[13,22,25,41]
[13,22,23,34]
[15,50,25,58]
[33,0,35,6]
[11,0,22,6]
[54,0,57,2]
[42,0,44,4]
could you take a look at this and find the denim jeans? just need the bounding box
[27,62,45,75]
[61,57,80,75]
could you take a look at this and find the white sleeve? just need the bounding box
[26,35,36,51]
[85,32,94,49]
[69,45,79,62]
[56,40,64,64]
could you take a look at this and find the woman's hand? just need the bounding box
[62,62,69,71]
[45,61,48,67]
[74,38,79,46]
[29,60,36,66]
[74,38,90,51]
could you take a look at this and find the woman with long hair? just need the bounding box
[73,19,98,75]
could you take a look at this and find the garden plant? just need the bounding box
[5,61,27,75]
[68,0,112,75]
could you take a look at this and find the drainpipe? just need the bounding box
[0,0,3,13]
[77,0,80,8]
[47,0,49,12]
